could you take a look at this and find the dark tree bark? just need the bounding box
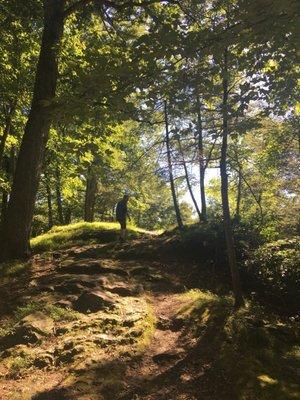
[177,137,201,221]
[196,94,207,221]
[0,150,16,226]
[0,100,17,168]
[64,207,71,225]
[84,167,98,222]
[220,49,244,308]
[0,0,66,260]
[164,100,184,230]
[55,167,64,225]
[1,192,8,225]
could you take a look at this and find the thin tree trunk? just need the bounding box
[0,150,15,226]
[220,49,244,308]
[45,177,53,230]
[235,166,242,221]
[177,137,201,221]
[0,0,66,260]
[84,167,98,222]
[0,100,17,168]
[65,207,71,224]
[196,94,207,221]
[164,100,184,230]
[55,167,64,225]
[1,192,8,225]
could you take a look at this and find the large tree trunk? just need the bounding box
[84,167,98,222]
[55,167,65,225]
[196,94,207,221]
[177,137,201,221]
[220,49,244,308]
[164,100,183,230]
[0,0,66,260]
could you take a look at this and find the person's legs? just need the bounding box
[119,219,127,241]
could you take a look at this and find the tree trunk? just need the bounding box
[0,150,16,226]
[177,137,201,221]
[0,0,66,260]
[55,167,64,225]
[220,49,244,308]
[196,94,207,221]
[84,167,98,222]
[235,165,242,221]
[0,192,8,225]
[45,177,53,230]
[164,100,184,230]
[64,207,71,225]
[0,100,17,168]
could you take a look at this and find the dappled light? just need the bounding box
[0,0,299,399]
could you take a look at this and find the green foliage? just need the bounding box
[245,238,300,314]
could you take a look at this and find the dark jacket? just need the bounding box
[116,199,127,221]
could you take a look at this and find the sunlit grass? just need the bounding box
[30,221,158,253]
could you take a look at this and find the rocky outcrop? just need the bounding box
[73,290,117,313]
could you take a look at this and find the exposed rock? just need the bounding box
[170,316,185,331]
[54,300,73,309]
[0,312,54,350]
[54,282,86,294]
[55,326,70,336]
[31,387,72,400]
[148,273,169,283]
[40,285,55,293]
[34,352,54,368]
[20,312,54,336]
[56,345,85,364]
[73,290,116,313]
[122,313,143,328]
[106,284,134,297]
[152,351,181,364]
[157,316,170,330]
[93,333,120,347]
[59,261,128,277]
[130,266,150,276]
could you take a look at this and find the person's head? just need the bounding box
[123,194,129,202]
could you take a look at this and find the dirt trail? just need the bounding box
[2,241,298,400]
[0,243,201,400]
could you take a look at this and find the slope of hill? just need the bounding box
[0,223,299,400]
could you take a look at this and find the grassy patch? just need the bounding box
[0,301,81,340]
[9,353,33,377]
[0,260,31,281]
[31,221,154,253]
[135,300,156,352]
[14,301,80,322]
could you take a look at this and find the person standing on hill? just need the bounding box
[116,193,130,241]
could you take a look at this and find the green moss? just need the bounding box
[30,221,155,253]
[9,353,33,377]
[0,260,31,281]
[135,301,156,352]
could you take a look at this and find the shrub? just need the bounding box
[245,237,300,314]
